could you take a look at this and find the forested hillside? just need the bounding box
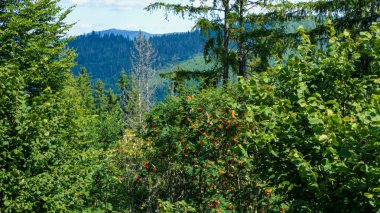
[68,20,315,93]
[95,29,156,39]
[68,30,203,89]
[1,0,379,212]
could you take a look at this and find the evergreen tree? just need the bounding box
[118,71,140,130]
[74,68,98,142]
[147,0,235,85]
[0,0,99,211]
[288,0,380,35]
[284,0,380,76]
[94,79,107,114]
[105,88,123,144]
[76,67,95,108]
[93,80,123,147]
[117,69,138,130]
[230,0,289,75]
[117,70,129,126]
[146,0,293,82]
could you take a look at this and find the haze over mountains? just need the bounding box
[68,29,203,91]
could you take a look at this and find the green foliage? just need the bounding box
[0,1,108,211]
[0,65,100,212]
[142,22,380,212]
[158,199,196,212]
[146,0,317,84]
[93,79,123,148]
[288,0,380,35]
[118,70,141,130]
[144,86,275,212]
[82,130,153,212]
[159,54,213,74]
[2,0,380,212]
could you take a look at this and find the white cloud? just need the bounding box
[68,0,155,10]
[125,23,141,30]
[76,23,94,29]
[69,23,97,35]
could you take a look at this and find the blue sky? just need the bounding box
[59,0,197,36]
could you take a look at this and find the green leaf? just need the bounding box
[343,30,350,37]
[369,200,376,207]
[360,164,369,173]
[309,117,322,125]
[331,137,340,147]
[321,158,329,166]
[319,134,329,142]
[343,117,351,122]
[326,109,334,116]
[268,145,279,157]
[234,145,248,157]
[364,193,374,199]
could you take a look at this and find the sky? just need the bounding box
[59,0,197,36]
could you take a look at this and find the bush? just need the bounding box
[142,22,380,212]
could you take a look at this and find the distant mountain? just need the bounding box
[68,30,204,93]
[93,29,157,39]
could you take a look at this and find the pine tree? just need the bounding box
[230,0,290,76]
[92,79,123,147]
[76,67,95,111]
[289,0,380,35]
[117,71,140,130]
[146,0,292,82]
[74,68,98,143]
[0,1,99,211]
[118,70,128,127]
[117,70,134,129]
[94,79,107,114]
[104,88,123,145]
[147,0,235,85]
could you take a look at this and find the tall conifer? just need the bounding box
[0,1,99,211]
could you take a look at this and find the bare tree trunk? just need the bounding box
[223,0,231,86]
[130,32,157,129]
[120,88,127,126]
[237,0,247,79]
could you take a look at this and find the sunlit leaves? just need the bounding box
[142,21,380,212]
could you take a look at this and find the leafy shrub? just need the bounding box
[158,199,196,212]
[82,130,154,212]
[143,22,380,212]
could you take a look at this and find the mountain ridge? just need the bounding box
[87,28,198,40]
[93,29,156,39]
